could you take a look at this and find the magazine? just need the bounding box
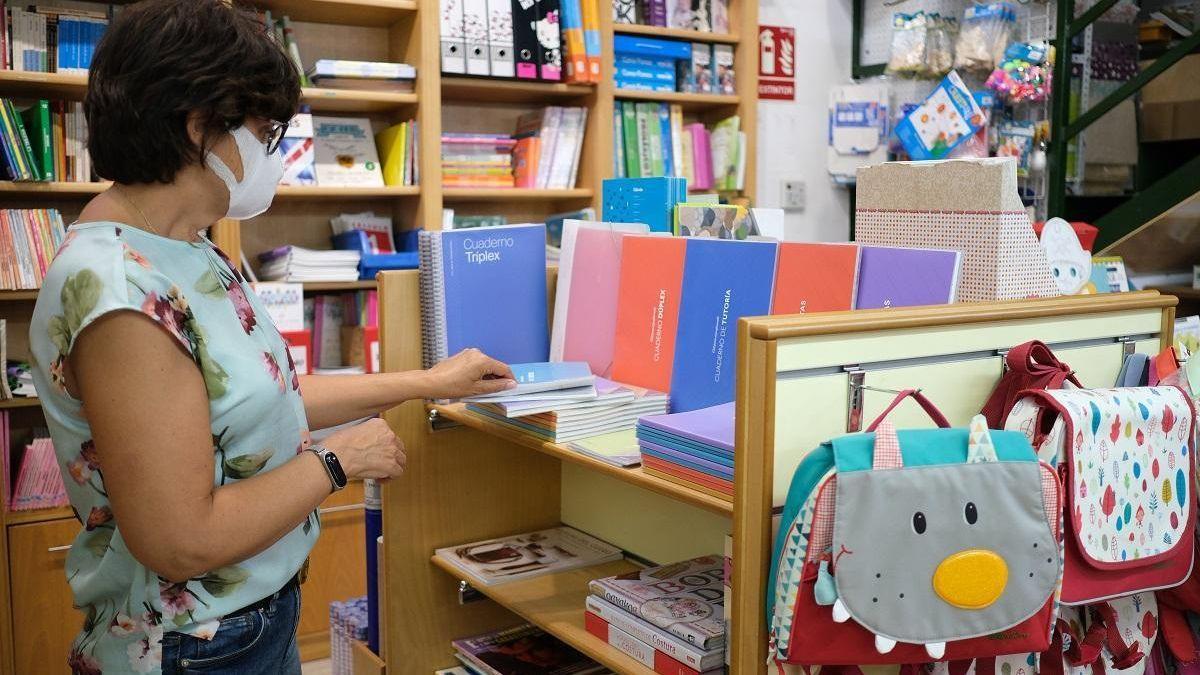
[452,624,606,675]
[435,526,622,586]
[587,555,725,649]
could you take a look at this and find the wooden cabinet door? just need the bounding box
[298,481,367,660]
[9,518,84,675]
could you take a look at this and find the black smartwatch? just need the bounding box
[308,445,347,492]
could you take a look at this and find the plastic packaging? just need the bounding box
[986,42,1053,103]
[893,70,987,160]
[886,11,929,77]
[997,120,1036,177]
[954,2,1017,74]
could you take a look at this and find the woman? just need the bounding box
[30,2,515,673]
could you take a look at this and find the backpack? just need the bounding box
[981,340,1082,429]
[767,390,1063,665]
[1005,387,1196,604]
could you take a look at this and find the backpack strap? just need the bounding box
[1158,604,1198,662]
[865,390,951,432]
[1094,602,1145,670]
[1006,340,1082,389]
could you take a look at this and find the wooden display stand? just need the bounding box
[377,275,1176,674]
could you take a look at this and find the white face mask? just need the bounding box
[205,125,284,220]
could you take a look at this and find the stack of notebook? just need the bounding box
[4,433,69,511]
[257,246,361,282]
[636,402,735,500]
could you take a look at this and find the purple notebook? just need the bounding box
[639,440,734,478]
[637,401,734,452]
[854,245,962,310]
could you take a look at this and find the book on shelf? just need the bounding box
[612,0,728,30]
[453,624,607,675]
[854,244,963,310]
[584,612,721,675]
[419,223,550,367]
[637,401,733,496]
[0,208,66,290]
[375,120,419,187]
[7,434,68,511]
[257,246,362,283]
[584,597,724,674]
[446,212,508,230]
[435,526,622,586]
[463,361,595,402]
[0,98,91,183]
[587,555,725,649]
[4,3,112,73]
[771,242,861,315]
[312,116,385,188]
[329,596,369,675]
[330,211,396,254]
[249,282,305,332]
[259,11,310,86]
[511,106,587,190]
[441,133,516,188]
[564,428,642,467]
[308,59,415,83]
[611,106,741,192]
[601,176,686,233]
[0,319,9,400]
[280,111,316,187]
[550,219,650,378]
[673,203,755,239]
[467,377,668,443]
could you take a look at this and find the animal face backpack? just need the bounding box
[768,391,1063,665]
[1005,386,1196,605]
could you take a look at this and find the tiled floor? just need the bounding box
[302,658,333,675]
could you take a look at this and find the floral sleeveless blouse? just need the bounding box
[29,222,317,674]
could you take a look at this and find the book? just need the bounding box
[854,245,963,309]
[565,428,643,467]
[0,209,66,289]
[585,594,723,670]
[249,282,305,332]
[712,44,734,95]
[512,136,540,188]
[561,0,586,82]
[611,235,687,393]
[601,176,687,234]
[463,361,594,402]
[436,526,621,586]
[771,242,861,315]
[587,555,725,649]
[708,116,739,191]
[418,223,550,367]
[375,120,417,187]
[330,211,396,253]
[19,100,51,181]
[258,246,362,283]
[638,401,734,454]
[579,0,602,82]
[312,116,385,187]
[669,239,776,412]
[453,624,606,675]
[688,124,712,190]
[280,112,316,186]
[551,220,650,377]
[585,613,719,675]
[673,204,755,239]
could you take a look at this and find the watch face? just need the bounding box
[322,451,348,487]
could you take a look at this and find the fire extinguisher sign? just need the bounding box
[758,25,795,101]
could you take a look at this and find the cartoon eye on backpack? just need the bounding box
[768,391,1063,665]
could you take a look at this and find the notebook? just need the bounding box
[611,235,687,393]
[550,220,650,377]
[772,242,861,315]
[669,239,777,412]
[638,401,735,453]
[601,176,688,233]
[854,245,962,310]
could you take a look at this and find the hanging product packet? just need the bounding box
[954,2,1017,75]
[893,71,986,160]
[886,11,930,77]
[986,41,1053,104]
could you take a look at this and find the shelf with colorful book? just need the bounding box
[613,89,740,110]
[441,187,594,201]
[430,556,657,675]
[611,23,739,44]
[440,77,595,103]
[429,402,733,516]
[251,0,419,27]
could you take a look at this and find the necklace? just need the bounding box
[115,185,160,236]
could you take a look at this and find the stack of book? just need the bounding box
[375,119,419,187]
[307,59,417,93]
[636,402,734,500]
[466,370,669,444]
[2,2,112,72]
[0,98,91,182]
[418,224,550,367]
[612,36,734,95]
[452,624,605,675]
[0,208,66,289]
[612,106,743,192]
[585,555,726,675]
[305,290,379,372]
[257,246,362,283]
[434,526,622,586]
[513,106,588,190]
[4,433,69,511]
[600,177,687,233]
[259,11,308,85]
[613,0,730,33]
[329,596,368,675]
[442,133,516,188]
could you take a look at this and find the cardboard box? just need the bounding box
[1140,55,1200,142]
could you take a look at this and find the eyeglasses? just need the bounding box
[264,120,289,156]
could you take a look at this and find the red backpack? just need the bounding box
[981,340,1081,428]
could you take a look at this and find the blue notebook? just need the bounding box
[602,177,687,233]
[421,224,549,366]
[669,239,778,412]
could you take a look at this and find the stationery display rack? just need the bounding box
[378,263,1178,673]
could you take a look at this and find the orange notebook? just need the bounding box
[611,236,686,393]
[512,136,540,188]
[771,242,861,315]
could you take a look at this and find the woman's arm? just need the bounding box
[299,348,516,430]
[70,312,406,583]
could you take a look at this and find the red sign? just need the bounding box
[758,25,795,101]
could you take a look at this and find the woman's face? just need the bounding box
[204,116,279,183]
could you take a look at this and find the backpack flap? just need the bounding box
[1009,387,1196,604]
[828,416,1061,659]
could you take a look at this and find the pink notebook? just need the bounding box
[551,220,650,377]
[689,124,713,191]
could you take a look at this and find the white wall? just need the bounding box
[756,0,853,242]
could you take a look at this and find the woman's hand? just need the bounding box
[424,348,516,399]
[322,418,407,481]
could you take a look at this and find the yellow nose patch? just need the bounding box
[932,549,1008,609]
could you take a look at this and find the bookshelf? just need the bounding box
[612,23,740,44]
[0,398,39,410]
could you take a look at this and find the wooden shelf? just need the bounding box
[614,89,741,110]
[275,185,419,199]
[431,557,656,675]
[302,280,378,292]
[613,24,740,44]
[301,87,417,113]
[3,505,73,526]
[0,398,39,410]
[250,0,418,26]
[441,77,594,103]
[441,187,594,202]
[429,404,733,516]
[0,181,106,196]
[0,70,86,97]
[0,290,39,301]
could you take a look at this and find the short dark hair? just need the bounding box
[86,0,301,184]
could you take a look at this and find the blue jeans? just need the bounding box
[161,580,302,674]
